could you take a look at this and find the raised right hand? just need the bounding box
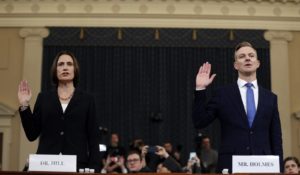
[141,145,149,157]
[18,80,32,106]
[195,62,216,89]
[155,145,169,158]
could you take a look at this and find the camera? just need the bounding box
[110,156,119,162]
[148,146,158,153]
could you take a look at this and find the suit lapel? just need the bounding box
[63,89,80,114]
[229,84,250,128]
[50,89,64,114]
[251,85,264,128]
[51,88,80,115]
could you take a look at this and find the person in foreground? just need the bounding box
[192,41,283,173]
[126,149,153,173]
[18,51,101,172]
[284,156,300,174]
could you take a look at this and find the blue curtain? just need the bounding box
[42,28,270,162]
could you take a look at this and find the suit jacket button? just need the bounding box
[250,131,253,134]
[60,131,64,135]
[246,146,250,150]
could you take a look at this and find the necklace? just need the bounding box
[58,90,74,101]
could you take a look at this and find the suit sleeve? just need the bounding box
[192,90,219,129]
[270,95,283,172]
[162,156,182,173]
[87,95,101,172]
[19,93,42,141]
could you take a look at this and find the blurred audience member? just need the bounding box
[106,133,126,157]
[284,156,300,174]
[163,142,182,165]
[163,142,173,155]
[155,145,182,173]
[130,138,145,151]
[102,133,126,173]
[126,149,153,173]
[101,155,127,173]
[183,154,202,174]
[141,145,160,171]
[200,135,218,173]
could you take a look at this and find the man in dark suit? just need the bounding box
[192,41,283,173]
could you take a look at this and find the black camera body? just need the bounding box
[148,146,158,153]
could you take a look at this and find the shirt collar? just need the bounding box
[237,78,258,89]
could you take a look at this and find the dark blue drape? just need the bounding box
[42,28,270,162]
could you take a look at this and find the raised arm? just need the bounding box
[18,80,32,107]
[193,62,218,129]
[18,80,42,141]
[196,62,216,89]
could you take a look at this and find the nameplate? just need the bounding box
[28,154,77,172]
[232,155,280,173]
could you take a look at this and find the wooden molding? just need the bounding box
[0,0,300,28]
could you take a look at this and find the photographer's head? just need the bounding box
[201,135,211,150]
[130,138,145,151]
[284,156,300,174]
[126,150,143,172]
[110,133,119,147]
[163,142,173,154]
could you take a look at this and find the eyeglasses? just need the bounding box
[127,158,140,163]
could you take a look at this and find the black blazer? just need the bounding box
[19,89,101,172]
[192,83,283,173]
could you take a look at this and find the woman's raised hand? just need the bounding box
[18,80,32,106]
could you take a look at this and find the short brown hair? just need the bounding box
[50,51,80,87]
[234,41,257,60]
[126,149,142,161]
[284,156,300,167]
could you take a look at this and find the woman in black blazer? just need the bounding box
[18,51,101,172]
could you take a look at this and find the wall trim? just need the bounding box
[0,0,300,30]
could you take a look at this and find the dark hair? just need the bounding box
[126,149,142,161]
[50,51,80,87]
[234,41,257,60]
[284,156,300,167]
[129,139,145,150]
[111,133,119,137]
[201,135,209,140]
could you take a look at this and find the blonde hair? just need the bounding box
[234,41,257,60]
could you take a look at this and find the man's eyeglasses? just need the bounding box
[127,158,140,163]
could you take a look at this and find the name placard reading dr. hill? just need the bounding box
[28,154,77,172]
[232,155,280,173]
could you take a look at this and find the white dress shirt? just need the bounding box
[237,78,259,113]
[61,103,68,113]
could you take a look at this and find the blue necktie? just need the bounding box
[245,83,256,127]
